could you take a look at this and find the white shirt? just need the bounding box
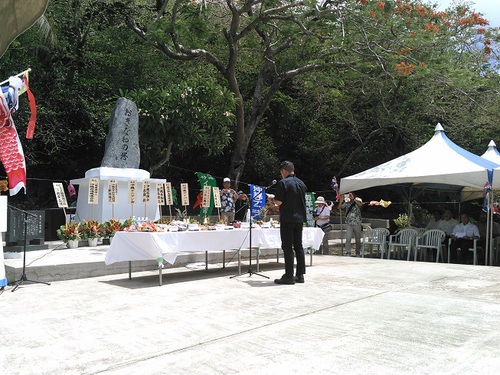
[437,218,459,236]
[452,222,479,239]
[314,205,331,227]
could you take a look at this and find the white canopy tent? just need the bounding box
[339,124,500,265]
[339,124,499,194]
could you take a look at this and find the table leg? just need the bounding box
[129,261,132,280]
[238,248,241,275]
[310,247,313,266]
[223,250,226,268]
[256,247,260,272]
[205,251,208,270]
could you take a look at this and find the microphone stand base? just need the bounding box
[11,274,51,292]
[230,267,269,279]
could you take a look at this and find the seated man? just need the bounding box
[449,213,480,264]
[437,209,459,238]
[425,210,441,230]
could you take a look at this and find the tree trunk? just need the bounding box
[149,142,173,176]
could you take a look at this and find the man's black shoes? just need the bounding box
[274,274,305,284]
[274,275,295,285]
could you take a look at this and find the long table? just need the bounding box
[105,227,324,285]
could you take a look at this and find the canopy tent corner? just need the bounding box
[339,125,499,266]
[339,124,499,195]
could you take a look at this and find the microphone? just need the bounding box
[266,179,277,189]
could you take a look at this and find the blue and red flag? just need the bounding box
[249,184,266,221]
[331,176,340,201]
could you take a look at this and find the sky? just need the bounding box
[432,0,500,27]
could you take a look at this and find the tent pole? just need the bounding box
[488,193,494,266]
[485,200,490,266]
[339,207,344,255]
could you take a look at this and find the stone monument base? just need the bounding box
[70,167,166,223]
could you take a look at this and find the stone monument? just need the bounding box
[70,98,166,222]
[101,97,140,168]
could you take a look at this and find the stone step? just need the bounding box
[2,241,285,284]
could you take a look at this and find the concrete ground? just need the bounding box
[1,249,500,375]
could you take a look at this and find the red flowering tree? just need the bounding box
[125,0,499,181]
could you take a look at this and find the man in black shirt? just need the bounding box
[273,161,307,285]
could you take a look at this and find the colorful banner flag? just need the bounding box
[331,176,340,201]
[1,71,37,139]
[249,184,266,222]
[196,172,216,217]
[0,93,26,195]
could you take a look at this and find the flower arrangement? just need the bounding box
[57,221,82,242]
[103,219,123,238]
[81,220,104,239]
[394,213,410,229]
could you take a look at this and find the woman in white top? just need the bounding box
[313,196,331,228]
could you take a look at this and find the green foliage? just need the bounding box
[1,0,499,210]
[124,74,236,170]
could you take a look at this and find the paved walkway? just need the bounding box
[1,255,500,374]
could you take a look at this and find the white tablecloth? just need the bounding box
[105,227,324,265]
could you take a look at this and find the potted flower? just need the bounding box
[103,219,124,243]
[394,213,411,230]
[57,221,82,248]
[81,220,103,247]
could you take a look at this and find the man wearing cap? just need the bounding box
[273,161,308,285]
[220,177,238,224]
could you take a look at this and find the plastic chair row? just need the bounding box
[361,228,448,262]
[361,226,499,266]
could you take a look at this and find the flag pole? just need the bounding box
[0,68,31,86]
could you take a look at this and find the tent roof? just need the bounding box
[482,140,500,164]
[339,124,499,194]
[461,140,500,201]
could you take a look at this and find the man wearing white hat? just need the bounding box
[220,177,238,224]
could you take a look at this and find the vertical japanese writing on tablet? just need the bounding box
[180,183,189,206]
[108,179,118,204]
[53,183,69,208]
[202,185,211,208]
[156,183,165,205]
[128,180,137,204]
[142,180,151,204]
[164,182,173,206]
[212,187,221,208]
[88,178,99,205]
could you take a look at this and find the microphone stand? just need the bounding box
[231,182,276,279]
[9,205,51,292]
